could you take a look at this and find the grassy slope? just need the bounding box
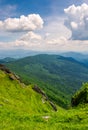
[0,69,54,129]
[1,103,88,130]
[0,69,88,130]
[6,54,88,107]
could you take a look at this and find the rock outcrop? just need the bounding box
[32,85,48,100]
[0,64,21,83]
[33,85,57,111]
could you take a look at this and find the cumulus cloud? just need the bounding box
[64,3,88,40]
[0,14,44,32]
[1,32,88,52]
[1,13,88,52]
[13,31,42,48]
[0,16,72,51]
[19,32,42,41]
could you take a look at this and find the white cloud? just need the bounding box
[12,31,42,48]
[1,32,88,53]
[0,14,44,32]
[1,13,88,53]
[19,32,42,41]
[13,38,88,52]
[43,17,71,40]
[64,3,88,40]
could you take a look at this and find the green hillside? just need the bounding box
[6,54,88,108]
[0,66,88,130]
[0,65,56,129]
[0,65,56,113]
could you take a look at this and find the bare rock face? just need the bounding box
[33,85,57,111]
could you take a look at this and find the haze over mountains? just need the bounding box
[0,49,40,59]
[1,49,88,63]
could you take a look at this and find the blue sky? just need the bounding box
[0,0,85,18]
[0,0,88,53]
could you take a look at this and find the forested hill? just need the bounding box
[6,54,88,108]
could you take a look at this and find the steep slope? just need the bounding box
[6,54,88,108]
[0,65,56,117]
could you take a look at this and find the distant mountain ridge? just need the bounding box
[61,52,88,61]
[0,49,41,59]
[1,49,88,61]
[61,52,88,66]
[0,57,16,64]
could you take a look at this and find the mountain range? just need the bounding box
[5,54,88,108]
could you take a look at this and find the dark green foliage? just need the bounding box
[6,54,88,108]
[71,83,88,106]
